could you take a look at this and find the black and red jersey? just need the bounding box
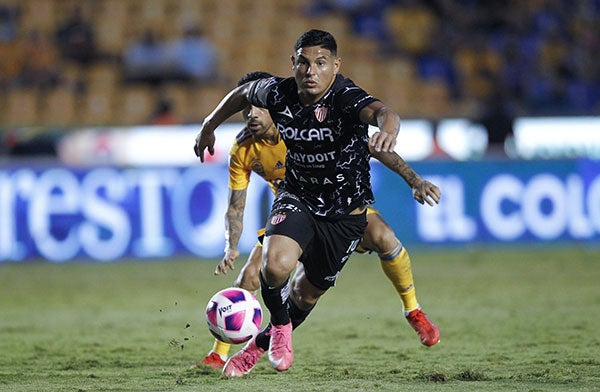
[248,74,378,218]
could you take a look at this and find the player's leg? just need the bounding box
[226,198,369,376]
[362,211,440,346]
[250,262,323,348]
[198,242,264,369]
[288,262,323,325]
[362,212,418,311]
[229,262,324,376]
[224,194,311,377]
[234,242,263,291]
[259,211,363,370]
[259,233,301,371]
[223,234,300,377]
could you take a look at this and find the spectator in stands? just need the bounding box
[122,28,167,85]
[164,24,218,83]
[477,89,515,158]
[55,5,96,65]
[307,0,391,40]
[0,4,21,90]
[0,4,18,42]
[20,29,61,89]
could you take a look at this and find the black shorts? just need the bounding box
[265,192,367,290]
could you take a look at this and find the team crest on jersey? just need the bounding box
[270,213,287,225]
[251,159,266,177]
[314,105,328,122]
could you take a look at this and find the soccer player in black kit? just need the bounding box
[195,29,404,376]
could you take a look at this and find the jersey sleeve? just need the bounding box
[247,76,280,108]
[228,143,251,191]
[337,77,380,120]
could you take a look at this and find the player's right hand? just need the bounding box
[194,127,216,163]
[214,248,240,275]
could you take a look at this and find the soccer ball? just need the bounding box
[205,287,263,344]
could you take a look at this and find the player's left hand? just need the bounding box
[369,131,397,153]
[412,179,441,206]
[194,128,216,163]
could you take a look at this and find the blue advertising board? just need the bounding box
[0,159,598,262]
[371,159,600,245]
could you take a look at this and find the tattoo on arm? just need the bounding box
[393,155,420,188]
[375,151,421,188]
[225,189,247,249]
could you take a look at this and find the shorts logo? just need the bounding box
[270,213,287,225]
[324,272,340,285]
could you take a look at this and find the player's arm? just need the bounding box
[370,148,441,206]
[359,101,401,153]
[194,82,254,162]
[215,187,247,275]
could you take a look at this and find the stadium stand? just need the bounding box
[0,0,598,128]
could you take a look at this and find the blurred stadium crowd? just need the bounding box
[0,0,599,132]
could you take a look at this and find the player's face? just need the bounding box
[242,104,275,140]
[292,45,340,105]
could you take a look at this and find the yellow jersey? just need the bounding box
[228,127,286,195]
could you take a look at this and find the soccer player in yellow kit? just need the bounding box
[194,71,441,370]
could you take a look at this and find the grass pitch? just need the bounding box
[0,247,599,391]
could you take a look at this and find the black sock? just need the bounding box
[255,298,315,351]
[259,273,291,326]
[289,298,314,329]
[255,324,272,350]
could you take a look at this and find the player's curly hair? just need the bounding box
[237,71,273,87]
[294,29,337,56]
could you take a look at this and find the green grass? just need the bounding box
[1,247,599,391]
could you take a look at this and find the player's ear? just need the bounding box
[333,57,341,74]
[290,55,295,69]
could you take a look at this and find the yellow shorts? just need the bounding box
[355,206,378,253]
[366,206,378,215]
[255,228,266,247]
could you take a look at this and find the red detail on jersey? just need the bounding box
[314,106,328,122]
[270,213,287,225]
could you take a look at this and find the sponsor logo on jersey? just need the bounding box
[289,168,345,185]
[277,124,334,142]
[288,151,336,164]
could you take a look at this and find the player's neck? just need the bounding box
[298,79,335,106]
[263,127,279,145]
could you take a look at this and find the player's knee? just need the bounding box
[237,268,260,292]
[371,228,400,254]
[262,254,295,286]
[291,284,320,309]
[290,273,324,308]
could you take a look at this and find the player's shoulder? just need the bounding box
[234,127,254,146]
[267,76,296,96]
[332,74,362,94]
[255,76,288,92]
[332,74,380,110]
